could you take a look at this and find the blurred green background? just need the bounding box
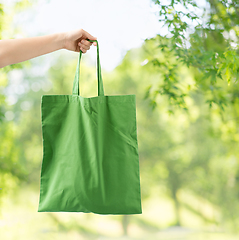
[1,0,239,239]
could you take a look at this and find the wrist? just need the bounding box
[56,32,66,50]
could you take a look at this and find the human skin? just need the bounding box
[0,28,97,68]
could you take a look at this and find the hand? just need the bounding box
[63,29,97,53]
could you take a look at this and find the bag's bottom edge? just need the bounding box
[38,210,142,215]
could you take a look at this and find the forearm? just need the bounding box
[0,33,65,68]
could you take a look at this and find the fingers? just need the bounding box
[78,39,90,53]
[78,38,97,53]
[63,28,97,52]
[74,29,97,53]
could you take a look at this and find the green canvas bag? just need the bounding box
[38,40,142,214]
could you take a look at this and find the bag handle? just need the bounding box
[72,39,104,96]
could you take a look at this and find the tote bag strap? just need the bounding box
[72,39,104,96]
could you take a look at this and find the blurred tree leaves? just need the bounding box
[149,0,239,111]
[0,1,32,205]
[144,2,239,229]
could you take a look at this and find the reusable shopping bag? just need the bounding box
[38,40,142,214]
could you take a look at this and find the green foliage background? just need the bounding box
[1,0,239,239]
